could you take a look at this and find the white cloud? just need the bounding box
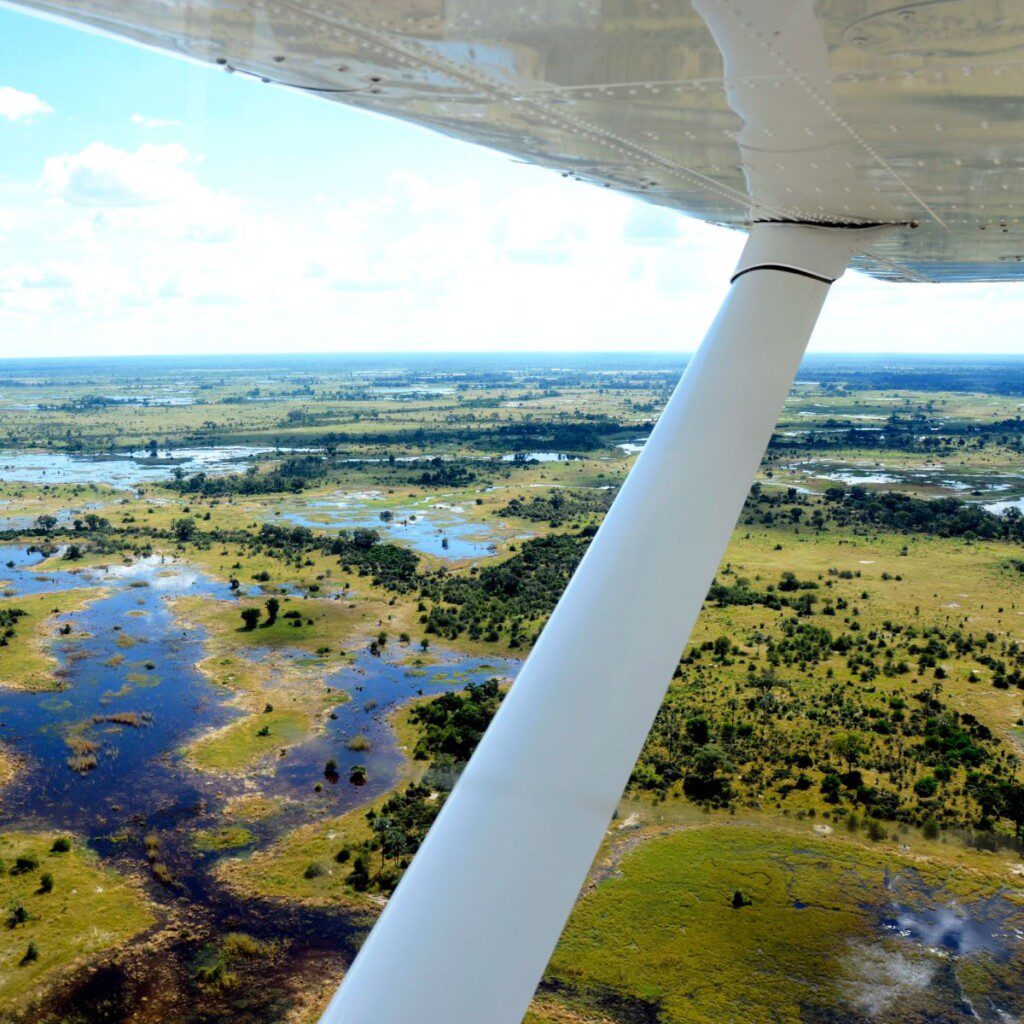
[6,143,1024,358]
[131,113,182,130]
[43,142,199,206]
[0,86,53,123]
[0,263,72,291]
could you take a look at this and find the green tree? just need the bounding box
[172,517,196,542]
[34,514,57,534]
[831,732,865,773]
[240,607,262,631]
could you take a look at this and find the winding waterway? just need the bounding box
[0,543,518,1020]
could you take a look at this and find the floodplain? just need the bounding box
[1,353,1023,1023]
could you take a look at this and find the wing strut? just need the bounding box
[321,222,888,1024]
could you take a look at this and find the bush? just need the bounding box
[922,818,940,840]
[303,862,325,880]
[38,872,53,894]
[865,820,887,842]
[49,837,71,853]
[11,855,38,875]
[21,941,38,965]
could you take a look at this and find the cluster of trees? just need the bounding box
[707,572,821,616]
[741,483,1024,542]
[0,605,27,647]
[498,487,616,527]
[632,624,1024,842]
[330,681,505,895]
[418,533,589,646]
[168,455,332,496]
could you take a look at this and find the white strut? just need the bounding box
[320,223,887,1024]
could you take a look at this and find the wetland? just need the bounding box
[1,353,1023,1023]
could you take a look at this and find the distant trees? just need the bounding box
[265,598,280,625]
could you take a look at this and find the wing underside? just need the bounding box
[10,0,1024,283]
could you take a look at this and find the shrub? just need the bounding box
[38,873,53,894]
[866,820,887,842]
[303,862,325,880]
[50,837,71,853]
[11,855,38,875]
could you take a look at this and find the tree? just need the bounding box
[831,731,865,772]
[172,517,196,542]
[999,781,1024,843]
[265,597,280,625]
[34,514,57,534]
[240,607,262,631]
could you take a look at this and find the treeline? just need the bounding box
[418,533,589,646]
[632,660,1024,842]
[769,412,1024,456]
[826,486,1024,541]
[742,484,1024,542]
[176,416,645,460]
[498,488,616,526]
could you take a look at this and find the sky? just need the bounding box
[0,5,1022,360]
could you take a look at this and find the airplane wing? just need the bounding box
[9,0,1024,282]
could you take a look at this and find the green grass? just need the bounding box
[0,832,155,1011]
[193,825,256,852]
[188,708,313,772]
[0,590,104,691]
[541,824,1022,1024]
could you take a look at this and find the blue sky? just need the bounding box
[0,4,1021,359]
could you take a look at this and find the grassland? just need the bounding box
[215,700,427,908]
[530,822,1024,1024]
[0,589,106,691]
[174,598,362,773]
[0,832,156,1013]
[4,357,1024,1023]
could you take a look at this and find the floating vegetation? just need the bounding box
[91,711,153,728]
[64,734,100,774]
